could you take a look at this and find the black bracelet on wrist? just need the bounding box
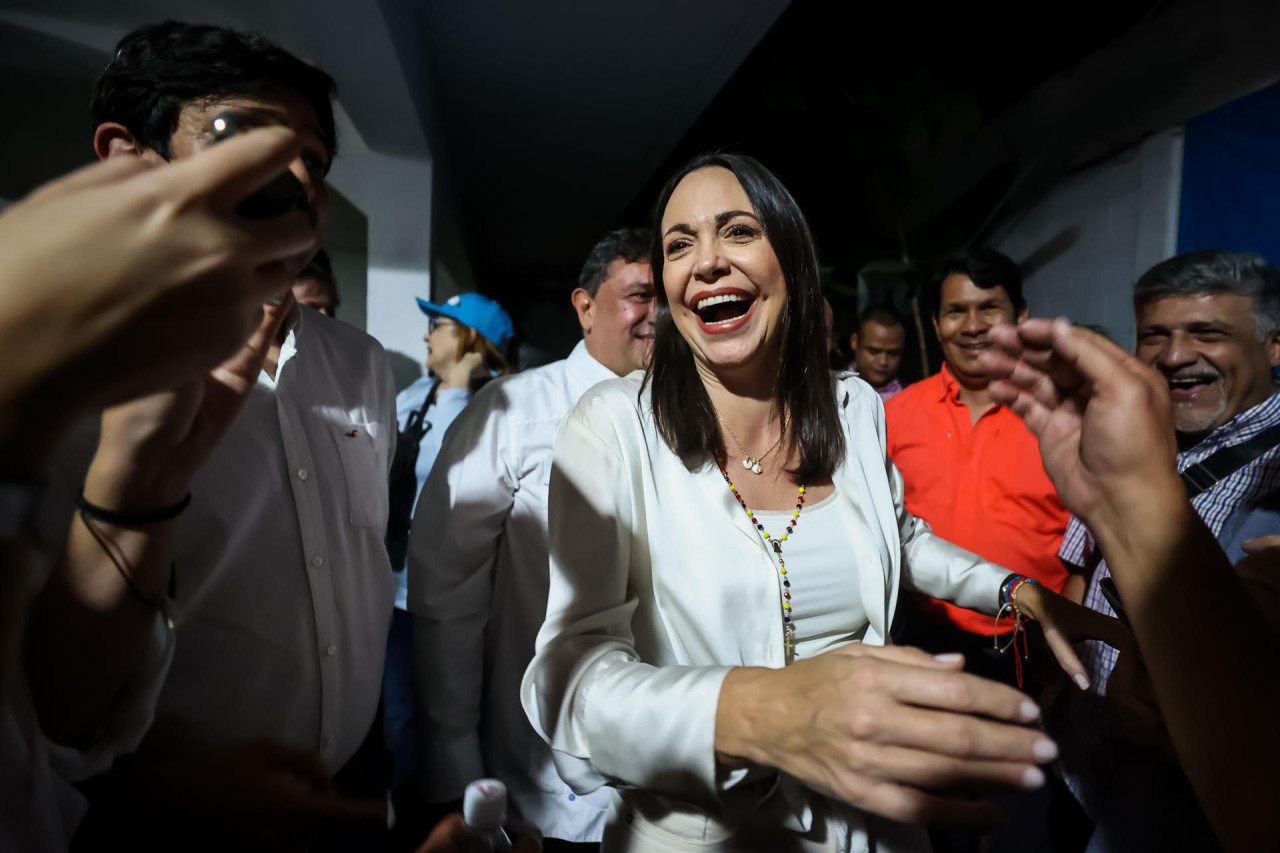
[77,509,179,629]
[998,572,1023,609]
[76,490,191,526]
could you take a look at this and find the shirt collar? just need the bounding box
[259,302,304,389]
[1181,387,1280,462]
[566,339,621,395]
[938,364,961,403]
[879,378,903,395]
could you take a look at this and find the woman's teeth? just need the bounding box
[696,293,747,311]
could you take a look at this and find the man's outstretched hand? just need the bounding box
[976,318,1182,541]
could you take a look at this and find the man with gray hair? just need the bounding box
[1050,249,1280,850]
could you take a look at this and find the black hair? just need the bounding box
[296,248,338,307]
[929,248,1025,316]
[92,21,337,161]
[644,152,844,482]
[578,228,652,298]
[1134,250,1280,341]
[857,305,904,335]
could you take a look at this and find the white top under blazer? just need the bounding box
[521,373,1010,852]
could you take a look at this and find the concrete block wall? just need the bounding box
[992,128,1183,352]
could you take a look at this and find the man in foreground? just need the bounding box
[28,22,394,847]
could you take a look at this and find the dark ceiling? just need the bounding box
[423,0,1203,359]
[413,0,787,291]
[618,0,1172,286]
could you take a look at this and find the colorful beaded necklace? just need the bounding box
[718,461,806,662]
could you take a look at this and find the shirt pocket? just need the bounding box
[329,421,389,529]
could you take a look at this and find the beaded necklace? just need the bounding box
[718,461,806,662]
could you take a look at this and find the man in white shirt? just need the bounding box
[25,22,393,848]
[409,228,654,850]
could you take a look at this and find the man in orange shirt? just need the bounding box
[885,249,1077,853]
[885,249,1074,686]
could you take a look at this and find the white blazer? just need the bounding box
[521,373,1008,851]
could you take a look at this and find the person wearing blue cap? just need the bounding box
[408,228,655,851]
[383,290,514,829]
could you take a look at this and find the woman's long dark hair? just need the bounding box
[643,153,844,482]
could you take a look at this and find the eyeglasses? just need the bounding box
[428,317,458,333]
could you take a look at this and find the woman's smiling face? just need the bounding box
[660,166,788,377]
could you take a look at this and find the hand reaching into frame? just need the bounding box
[0,127,317,477]
[975,318,1181,538]
[84,293,296,511]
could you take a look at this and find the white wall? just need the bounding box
[992,128,1184,352]
[325,131,434,390]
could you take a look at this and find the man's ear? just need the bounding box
[93,122,146,162]
[1016,306,1029,324]
[1266,327,1280,369]
[932,314,942,343]
[571,288,594,334]
[848,331,859,353]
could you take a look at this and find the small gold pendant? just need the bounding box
[743,457,763,475]
[751,462,763,474]
[742,457,754,470]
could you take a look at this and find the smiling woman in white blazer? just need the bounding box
[522,154,1109,852]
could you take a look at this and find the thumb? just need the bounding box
[1241,534,1280,554]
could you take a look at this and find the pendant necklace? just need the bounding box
[718,461,806,662]
[717,411,790,475]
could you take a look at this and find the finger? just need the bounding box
[997,382,1057,438]
[157,126,303,209]
[992,357,1065,411]
[24,156,154,203]
[845,643,967,670]
[855,779,1007,831]
[975,347,1021,383]
[416,813,467,853]
[1062,606,1133,652]
[850,740,1046,793]
[888,666,1043,724]
[1040,623,1091,691]
[1242,535,1280,554]
[213,293,295,385]
[233,208,319,266]
[864,702,1055,764]
[1045,318,1153,394]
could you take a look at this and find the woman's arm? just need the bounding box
[520,400,732,805]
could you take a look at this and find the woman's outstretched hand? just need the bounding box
[1009,581,1132,690]
[716,643,1057,830]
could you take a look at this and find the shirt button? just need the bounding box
[297,468,309,480]
[326,644,337,656]
[311,555,324,568]
[568,793,577,801]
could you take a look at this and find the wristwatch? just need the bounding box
[0,480,44,540]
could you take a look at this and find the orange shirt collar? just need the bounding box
[938,364,961,404]
[937,363,1001,413]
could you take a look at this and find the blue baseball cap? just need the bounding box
[416,293,515,350]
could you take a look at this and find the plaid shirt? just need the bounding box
[1052,389,1280,832]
